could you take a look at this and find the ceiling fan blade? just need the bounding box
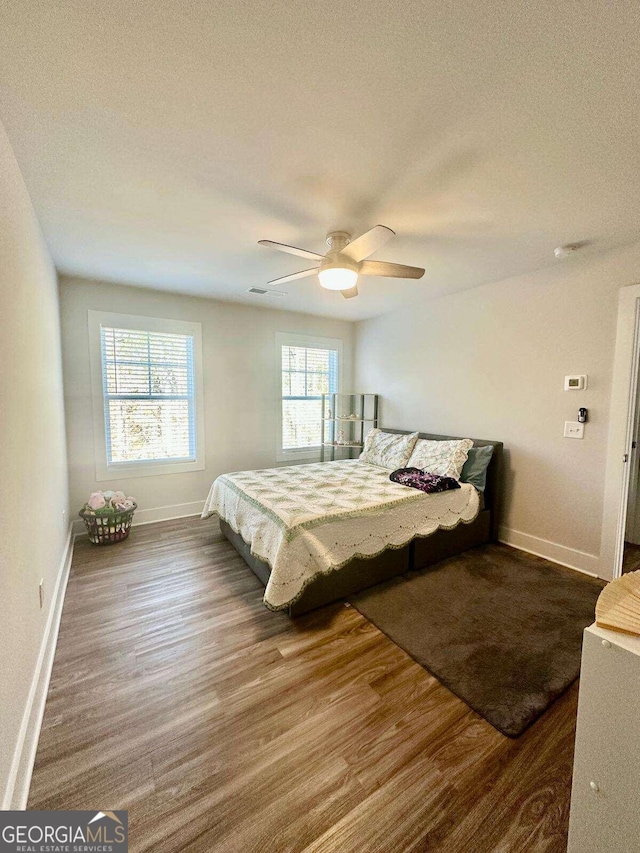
[359,260,425,279]
[341,285,359,299]
[258,240,327,261]
[340,225,395,262]
[267,267,319,286]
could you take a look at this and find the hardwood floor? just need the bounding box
[622,541,640,573]
[29,517,579,852]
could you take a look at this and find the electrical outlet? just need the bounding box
[564,421,584,439]
[39,579,44,609]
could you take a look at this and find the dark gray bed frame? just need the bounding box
[220,429,503,617]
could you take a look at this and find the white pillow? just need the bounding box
[360,429,419,470]
[406,438,474,479]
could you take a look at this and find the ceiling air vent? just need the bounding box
[247,287,287,297]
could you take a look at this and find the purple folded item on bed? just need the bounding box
[389,467,461,494]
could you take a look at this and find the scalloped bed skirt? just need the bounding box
[220,509,492,616]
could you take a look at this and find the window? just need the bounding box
[276,333,341,460]
[101,326,195,464]
[89,311,205,480]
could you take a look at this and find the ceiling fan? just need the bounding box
[258,225,425,299]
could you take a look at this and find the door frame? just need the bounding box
[625,372,640,544]
[601,283,640,579]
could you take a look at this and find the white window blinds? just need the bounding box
[101,326,196,464]
[281,344,338,450]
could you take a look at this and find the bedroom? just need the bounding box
[1,1,639,851]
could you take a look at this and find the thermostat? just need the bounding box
[564,375,587,391]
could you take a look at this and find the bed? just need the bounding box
[202,430,503,616]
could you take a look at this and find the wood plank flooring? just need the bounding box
[28,517,580,852]
[623,541,640,573]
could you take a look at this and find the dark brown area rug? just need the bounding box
[349,543,605,737]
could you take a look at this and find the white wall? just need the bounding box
[60,276,354,524]
[355,243,640,579]
[0,122,70,805]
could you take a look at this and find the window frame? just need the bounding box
[88,310,206,481]
[276,332,342,463]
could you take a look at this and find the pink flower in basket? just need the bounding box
[114,498,135,511]
[113,491,126,503]
[88,491,106,510]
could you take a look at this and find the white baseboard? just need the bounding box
[129,500,205,527]
[72,500,205,536]
[2,525,74,810]
[499,526,602,578]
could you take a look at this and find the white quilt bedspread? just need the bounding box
[201,460,479,610]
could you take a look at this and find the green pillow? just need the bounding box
[460,445,494,492]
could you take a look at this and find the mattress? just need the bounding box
[202,459,479,610]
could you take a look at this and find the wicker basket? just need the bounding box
[79,504,137,545]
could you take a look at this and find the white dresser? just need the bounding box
[567,623,640,852]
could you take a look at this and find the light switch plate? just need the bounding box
[564,421,584,439]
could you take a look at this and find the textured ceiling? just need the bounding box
[1,0,639,320]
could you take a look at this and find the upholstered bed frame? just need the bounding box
[220,429,503,617]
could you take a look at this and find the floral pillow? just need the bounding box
[360,429,419,470]
[406,438,474,480]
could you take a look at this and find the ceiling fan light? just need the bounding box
[318,267,358,291]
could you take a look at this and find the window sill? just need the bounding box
[276,448,323,465]
[95,457,206,482]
